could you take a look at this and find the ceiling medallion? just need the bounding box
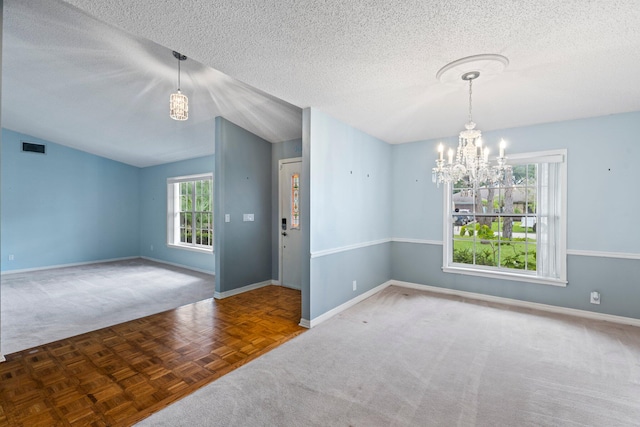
[432,55,511,187]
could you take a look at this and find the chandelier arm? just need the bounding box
[432,60,509,188]
[177,57,181,91]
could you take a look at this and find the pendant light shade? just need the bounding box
[170,90,188,121]
[170,51,188,121]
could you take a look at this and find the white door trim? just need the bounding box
[278,158,303,287]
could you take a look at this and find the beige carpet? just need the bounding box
[1,258,215,354]
[137,285,640,426]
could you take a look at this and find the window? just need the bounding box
[443,150,567,286]
[167,173,213,253]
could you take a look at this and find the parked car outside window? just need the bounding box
[521,216,537,231]
[454,209,473,226]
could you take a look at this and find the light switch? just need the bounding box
[243,214,254,222]
[225,214,230,223]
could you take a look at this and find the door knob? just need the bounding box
[282,231,287,236]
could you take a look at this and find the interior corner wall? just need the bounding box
[301,109,312,320]
[391,111,640,320]
[0,129,140,272]
[271,138,303,280]
[1,0,4,359]
[214,117,272,294]
[139,155,215,273]
[308,108,392,321]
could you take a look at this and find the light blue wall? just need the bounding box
[271,138,302,279]
[394,111,640,252]
[139,155,216,273]
[1,129,140,272]
[215,117,272,294]
[1,0,5,356]
[308,108,392,320]
[391,111,640,319]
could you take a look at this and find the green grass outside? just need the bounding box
[452,235,537,271]
[489,221,535,233]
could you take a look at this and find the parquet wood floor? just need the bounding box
[0,285,304,426]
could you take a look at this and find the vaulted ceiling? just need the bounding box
[4,0,640,167]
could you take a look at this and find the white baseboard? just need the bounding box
[391,280,640,328]
[141,256,215,276]
[299,318,311,328]
[306,280,393,328]
[1,256,217,277]
[214,279,276,299]
[304,279,640,330]
[0,354,5,363]
[0,256,139,275]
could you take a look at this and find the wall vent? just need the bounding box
[22,142,46,154]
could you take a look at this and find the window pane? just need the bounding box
[445,151,565,282]
[453,239,475,265]
[452,165,537,271]
[180,228,192,244]
[169,176,213,248]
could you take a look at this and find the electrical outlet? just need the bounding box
[8,254,14,261]
[590,291,601,305]
[352,280,357,291]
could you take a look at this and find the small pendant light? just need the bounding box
[170,51,188,121]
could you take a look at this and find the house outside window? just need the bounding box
[167,173,213,253]
[443,150,567,286]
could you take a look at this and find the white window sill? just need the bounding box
[167,243,214,254]
[442,265,567,287]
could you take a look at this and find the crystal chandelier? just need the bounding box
[170,51,188,121]
[432,70,510,187]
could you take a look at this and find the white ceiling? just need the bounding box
[4,0,640,167]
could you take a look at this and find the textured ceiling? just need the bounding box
[4,1,640,166]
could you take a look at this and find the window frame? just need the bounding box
[167,173,214,254]
[442,149,567,287]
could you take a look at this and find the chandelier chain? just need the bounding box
[468,78,473,124]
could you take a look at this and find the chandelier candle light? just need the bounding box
[432,60,511,187]
[170,51,188,121]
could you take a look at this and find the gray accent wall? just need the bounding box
[391,243,640,319]
[311,243,391,318]
[215,117,272,294]
[308,108,392,320]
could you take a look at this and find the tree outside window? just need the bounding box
[444,150,566,286]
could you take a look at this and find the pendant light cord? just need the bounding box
[177,57,181,91]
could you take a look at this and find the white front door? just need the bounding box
[279,160,302,290]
